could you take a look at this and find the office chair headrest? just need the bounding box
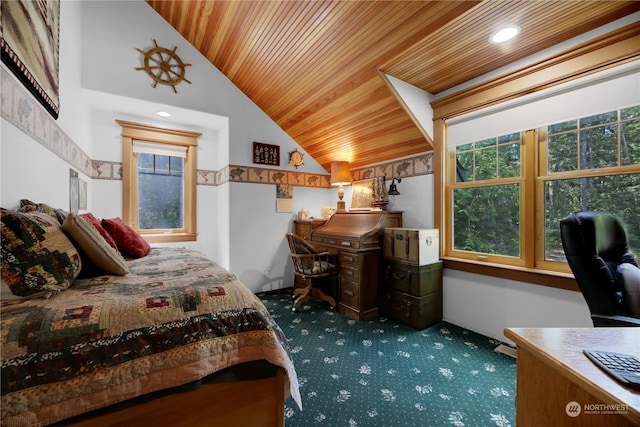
[570,211,630,262]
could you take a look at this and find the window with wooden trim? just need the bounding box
[445,105,640,274]
[117,120,201,243]
[539,106,640,268]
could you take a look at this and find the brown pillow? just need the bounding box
[80,212,119,251]
[1,209,81,297]
[62,213,129,276]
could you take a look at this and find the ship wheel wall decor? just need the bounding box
[136,39,191,93]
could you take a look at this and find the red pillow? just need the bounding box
[80,212,119,251]
[101,217,151,258]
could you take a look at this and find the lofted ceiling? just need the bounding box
[146,0,639,172]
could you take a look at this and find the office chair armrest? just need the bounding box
[591,313,640,327]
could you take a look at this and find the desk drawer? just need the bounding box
[340,252,359,267]
[341,265,359,282]
[314,244,334,254]
[313,236,361,249]
[340,279,359,307]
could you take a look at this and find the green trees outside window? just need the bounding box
[544,106,640,261]
[450,105,640,268]
[137,153,184,230]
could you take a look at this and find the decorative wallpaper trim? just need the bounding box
[225,153,434,187]
[91,160,121,180]
[2,70,433,188]
[1,69,92,177]
[228,166,330,187]
[350,154,434,181]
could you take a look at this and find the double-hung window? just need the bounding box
[118,120,200,243]
[540,106,640,267]
[445,105,640,275]
[449,131,526,266]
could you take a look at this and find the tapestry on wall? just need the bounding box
[1,0,60,119]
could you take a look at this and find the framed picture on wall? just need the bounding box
[253,142,280,166]
[350,179,373,211]
[276,184,293,213]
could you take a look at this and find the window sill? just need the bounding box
[441,257,579,292]
[142,233,197,244]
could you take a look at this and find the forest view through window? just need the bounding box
[137,152,184,230]
[543,105,640,262]
[449,105,640,271]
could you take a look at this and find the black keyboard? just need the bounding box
[583,350,640,391]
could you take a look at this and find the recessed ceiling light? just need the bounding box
[490,26,520,43]
[156,111,171,118]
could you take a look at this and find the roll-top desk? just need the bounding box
[311,211,402,320]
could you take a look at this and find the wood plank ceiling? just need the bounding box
[146,0,639,172]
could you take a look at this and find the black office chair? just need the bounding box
[560,211,640,327]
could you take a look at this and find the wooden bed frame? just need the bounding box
[59,368,289,427]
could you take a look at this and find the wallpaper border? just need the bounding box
[2,69,433,188]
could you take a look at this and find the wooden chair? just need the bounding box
[285,233,338,311]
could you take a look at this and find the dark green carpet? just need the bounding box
[258,288,516,427]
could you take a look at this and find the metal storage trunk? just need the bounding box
[381,290,442,330]
[382,228,439,265]
[384,260,443,296]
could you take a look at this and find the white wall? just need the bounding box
[1,121,73,209]
[443,270,592,344]
[386,174,433,228]
[230,182,334,290]
[386,74,435,142]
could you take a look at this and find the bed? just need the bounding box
[1,206,301,427]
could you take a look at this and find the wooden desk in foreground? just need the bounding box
[504,327,640,427]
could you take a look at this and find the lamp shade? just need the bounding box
[330,161,351,186]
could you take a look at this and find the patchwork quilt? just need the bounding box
[1,247,300,426]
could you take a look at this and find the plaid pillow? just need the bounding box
[1,209,81,297]
[19,199,68,224]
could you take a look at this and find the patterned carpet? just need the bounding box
[258,288,516,427]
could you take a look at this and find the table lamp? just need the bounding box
[330,161,352,212]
